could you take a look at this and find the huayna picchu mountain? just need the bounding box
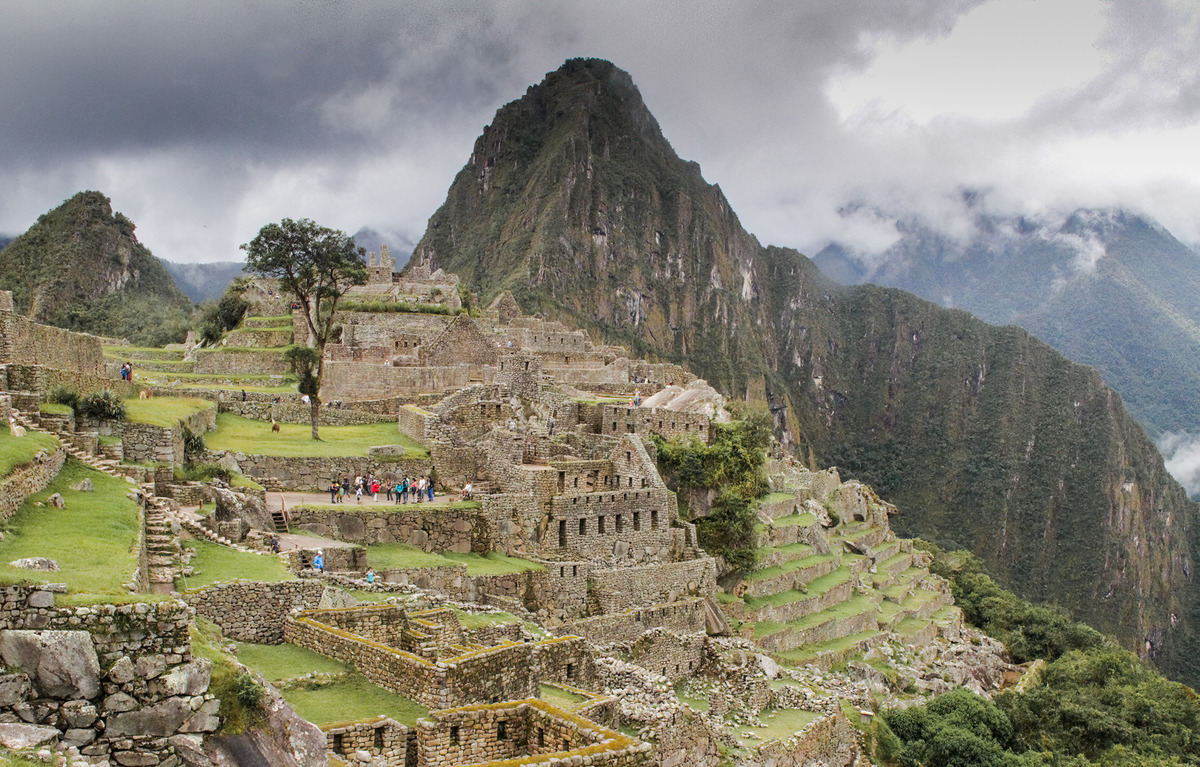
[411,57,1200,686]
[0,191,192,346]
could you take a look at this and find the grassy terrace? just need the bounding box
[226,640,429,727]
[0,459,143,601]
[0,429,59,477]
[742,564,856,612]
[124,396,212,427]
[205,413,428,457]
[178,539,295,590]
[364,543,543,576]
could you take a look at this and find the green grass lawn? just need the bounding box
[178,539,295,590]
[451,608,520,629]
[0,429,59,477]
[282,672,429,727]
[233,642,349,684]
[0,459,140,597]
[124,396,213,426]
[738,708,826,745]
[38,402,73,416]
[540,683,588,709]
[206,413,428,457]
[364,543,542,576]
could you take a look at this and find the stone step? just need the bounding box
[868,538,903,564]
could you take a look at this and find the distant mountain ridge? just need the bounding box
[410,57,1200,685]
[814,205,1200,493]
[0,191,192,345]
[160,259,246,303]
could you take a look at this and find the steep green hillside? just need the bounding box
[0,191,192,345]
[411,58,1200,685]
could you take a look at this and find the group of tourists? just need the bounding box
[326,473,436,504]
[119,362,134,381]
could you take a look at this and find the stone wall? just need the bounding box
[202,452,431,492]
[420,315,498,367]
[0,445,65,521]
[621,629,707,684]
[0,586,213,765]
[415,699,651,767]
[288,503,485,553]
[182,580,326,643]
[325,716,409,767]
[192,349,292,375]
[0,307,105,376]
[43,367,137,400]
[588,559,717,613]
[322,361,470,400]
[548,490,675,561]
[599,404,711,444]
[122,405,217,466]
[561,598,708,644]
[226,328,294,348]
[741,710,867,767]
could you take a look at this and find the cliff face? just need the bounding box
[0,191,191,344]
[412,58,1200,684]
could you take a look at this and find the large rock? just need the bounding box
[8,557,59,571]
[0,722,59,749]
[202,673,326,767]
[149,659,212,698]
[105,696,192,737]
[0,673,32,706]
[0,630,100,700]
[210,486,274,534]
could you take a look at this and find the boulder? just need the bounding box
[201,672,327,767]
[9,557,59,571]
[149,659,212,698]
[0,673,32,706]
[47,493,66,508]
[69,478,94,493]
[0,630,100,700]
[210,486,274,533]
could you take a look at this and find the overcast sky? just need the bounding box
[2,0,1199,264]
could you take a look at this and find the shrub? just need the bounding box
[47,385,79,410]
[76,389,126,421]
[175,462,231,483]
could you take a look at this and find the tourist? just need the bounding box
[385,480,394,502]
[328,480,338,504]
[548,416,555,436]
[461,482,472,501]
[341,476,350,501]
[355,482,364,504]
[366,569,375,584]
[269,535,280,554]
[313,550,324,573]
[394,479,403,504]
[427,475,434,502]
[371,478,379,502]
[415,476,425,503]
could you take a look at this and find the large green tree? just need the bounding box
[241,218,366,439]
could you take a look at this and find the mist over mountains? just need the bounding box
[814,202,1200,496]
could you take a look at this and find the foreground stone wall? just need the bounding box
[289,503,485,553]
[325,716,409,767]
[0,586,214,765]
[588,559,717,613]
[123,405,217,466]
[182,580,326,643]
[192,349,292,375]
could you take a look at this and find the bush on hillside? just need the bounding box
[47,385,79,410]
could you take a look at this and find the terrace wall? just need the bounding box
[0,304,105,376]
[322,361,471,400]
[0,445,65,521]
[201,451,431,492]
[288,503,485,553]
[181,579,326,643]
[192,349,292,375]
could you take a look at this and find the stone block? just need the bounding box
[0,629,100,700]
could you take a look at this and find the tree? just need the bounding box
[241,219,366,439]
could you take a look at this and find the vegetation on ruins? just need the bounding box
[873,545,1200,767]
[339,298,460,315]
[0,191,193,345]
[74,388,126,421]
[242,217,367,439]
[198,276,252,344]
[653,409,772,574]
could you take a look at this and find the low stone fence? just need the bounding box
[201,451,431,492]
[0,445,65,520]
[621,628,708,685]
[742,711,867,767]
[220,400,394,426]
[181,579,326,643]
